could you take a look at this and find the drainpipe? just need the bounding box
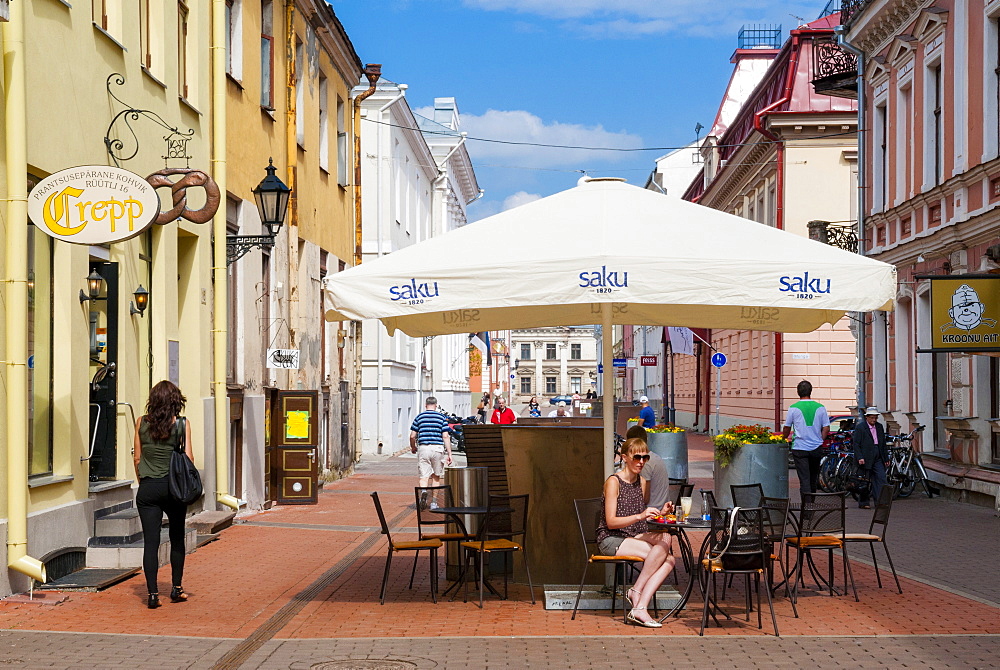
[211,0,239,510]
[2,3,46,582]
[374,85,406,452]
[836,25,868,412]
[753,32,801,429]
[352,64,381,457]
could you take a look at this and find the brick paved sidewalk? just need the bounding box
[0,436,998,669]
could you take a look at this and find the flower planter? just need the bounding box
[647,432,688,481]
[713,443,789,508]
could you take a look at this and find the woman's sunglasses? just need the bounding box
[630,453,651,462]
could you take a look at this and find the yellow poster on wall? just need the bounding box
[285,410,311,440]
[928,276,1000,352]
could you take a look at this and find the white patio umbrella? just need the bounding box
[324,179,896,471]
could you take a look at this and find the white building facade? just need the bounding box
[357,87,478,453]
[510,327,599,403]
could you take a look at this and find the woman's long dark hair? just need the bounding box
[145,380,187,441]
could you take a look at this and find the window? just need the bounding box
[570,343,581,360]
[139,0,152,68]
[177,0,189,99]
[930,64,943,185]
[260,0,274,109]
[295,39,304,146]
[520,343,531,360]
[336,97,347,185]
[319,75,329,172]
[520,377,532,394]
[992,357,1000,464]
[226,198,240,382]
[546,343,556,360]
[545,377,557,394]
[27,227,53,477]
[571,377,582,394]
[92,0,107,29]
[875,103,888,210]
[225,0,243,79]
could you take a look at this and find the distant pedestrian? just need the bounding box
[853,407,889,509]
[133,380,194,610]
[527,396,541,417]
[586,389,596,400]
[410,397,453,489]
[476,392,490,424]
[490,396,518,424]
[638,395,655,428]
[547,401,570,418]
[781,380,831,500]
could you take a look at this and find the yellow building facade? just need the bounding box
[1,0,218,595]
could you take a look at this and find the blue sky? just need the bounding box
[332,0,833,220]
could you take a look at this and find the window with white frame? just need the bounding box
[177,0,189,99]
[546,343,556,360]
[570,343,581,360]
[295,39,304,146]
[225,0,243,80]
[319,75,329,172]
[571,377,582,393]
[988,14,1000,159]
[520,377,531,394]
[520,343,531,360]
[927,63,944,186]
[874,101,888,211]
[545,377,557,394]
[337,98,347,186]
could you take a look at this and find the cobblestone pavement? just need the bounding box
[0,435,998,669]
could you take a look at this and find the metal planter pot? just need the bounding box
[647,432,689,481]
[713,443,789,508]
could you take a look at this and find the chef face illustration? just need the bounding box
[948,284,986,331]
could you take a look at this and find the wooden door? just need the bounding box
[270,390,319,504]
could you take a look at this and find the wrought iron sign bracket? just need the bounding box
[104,73,195,168]
[227,235,276,266]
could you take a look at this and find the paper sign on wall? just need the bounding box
[285,410,310,440]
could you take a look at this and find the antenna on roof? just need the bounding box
[694,123,704,142]
[789,13,806,27]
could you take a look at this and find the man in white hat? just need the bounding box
[547,401,571,418]
[638,395,656,428]
[851,407,888,509]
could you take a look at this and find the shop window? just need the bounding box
[27,227,53,477]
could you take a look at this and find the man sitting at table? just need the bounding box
[547,401,571,418]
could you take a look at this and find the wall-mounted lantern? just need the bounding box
[129,284,149,317]
[227,159,292,265]
[79,270,105,304]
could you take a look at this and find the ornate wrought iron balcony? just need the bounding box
[808,220,859,254]
[811,37,859,99]
[839,0,872,26]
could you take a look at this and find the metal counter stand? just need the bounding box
[443,466,488,580]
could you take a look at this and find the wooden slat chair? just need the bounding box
[699,506,779,637]
[570,497,648,624]
[460,494,535,608]
[786,491,858,604]
[462,424,509,497]
[371,492,441,605]
[409,485,473,589]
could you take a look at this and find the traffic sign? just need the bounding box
[711,352,727,368]
[612,358,627,367]
[597,364,604,373]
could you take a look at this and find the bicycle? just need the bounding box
[817,432,854,493]
[885,425,938,498]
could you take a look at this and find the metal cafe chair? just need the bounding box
[837,485,903,593]
[411,485,473,589]
[731,483,765,508]
[699,506,780,636]
[759,495,798,618]
[459,494,535,608]
[570,497,648,624]
[786,491,858,604]
[370,492,442,605]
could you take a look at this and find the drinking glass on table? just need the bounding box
[680,496,693,521]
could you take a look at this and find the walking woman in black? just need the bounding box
[133,380,193,609]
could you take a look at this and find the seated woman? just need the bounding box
[596,437,676,628]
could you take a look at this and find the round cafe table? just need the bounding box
[647,517,712,621]
[429,505,512,599]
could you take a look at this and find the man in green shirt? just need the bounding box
[781,380,831,500]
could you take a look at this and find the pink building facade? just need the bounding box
[835,0,1000,506]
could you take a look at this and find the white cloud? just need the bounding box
[415,107,644,167]
[502,191,542,210]
[460,0,825,37]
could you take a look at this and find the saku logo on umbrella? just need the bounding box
[389,278,440,304]
[778,272,831,299]
[579,265,628,294]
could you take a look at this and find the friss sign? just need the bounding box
[28,166,160,244]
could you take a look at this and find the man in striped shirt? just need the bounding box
[409,396,452,488]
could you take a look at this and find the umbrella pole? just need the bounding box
[603,305,614,479]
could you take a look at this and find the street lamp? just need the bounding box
[227,158,292,265]
[129,284,149,317]
[79,269,105,304]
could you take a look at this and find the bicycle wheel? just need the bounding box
[896,461,917,498]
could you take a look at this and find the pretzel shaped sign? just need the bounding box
[145,168,221,224]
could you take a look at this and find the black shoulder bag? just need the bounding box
[168,417,204,504]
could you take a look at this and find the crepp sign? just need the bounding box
[28,166,160,244]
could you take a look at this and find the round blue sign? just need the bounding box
[711,352,727,368]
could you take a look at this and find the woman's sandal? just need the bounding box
[625,608,662,628]
[147,593,161,609]
[170,586,189,603]
[624,587,640,607]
